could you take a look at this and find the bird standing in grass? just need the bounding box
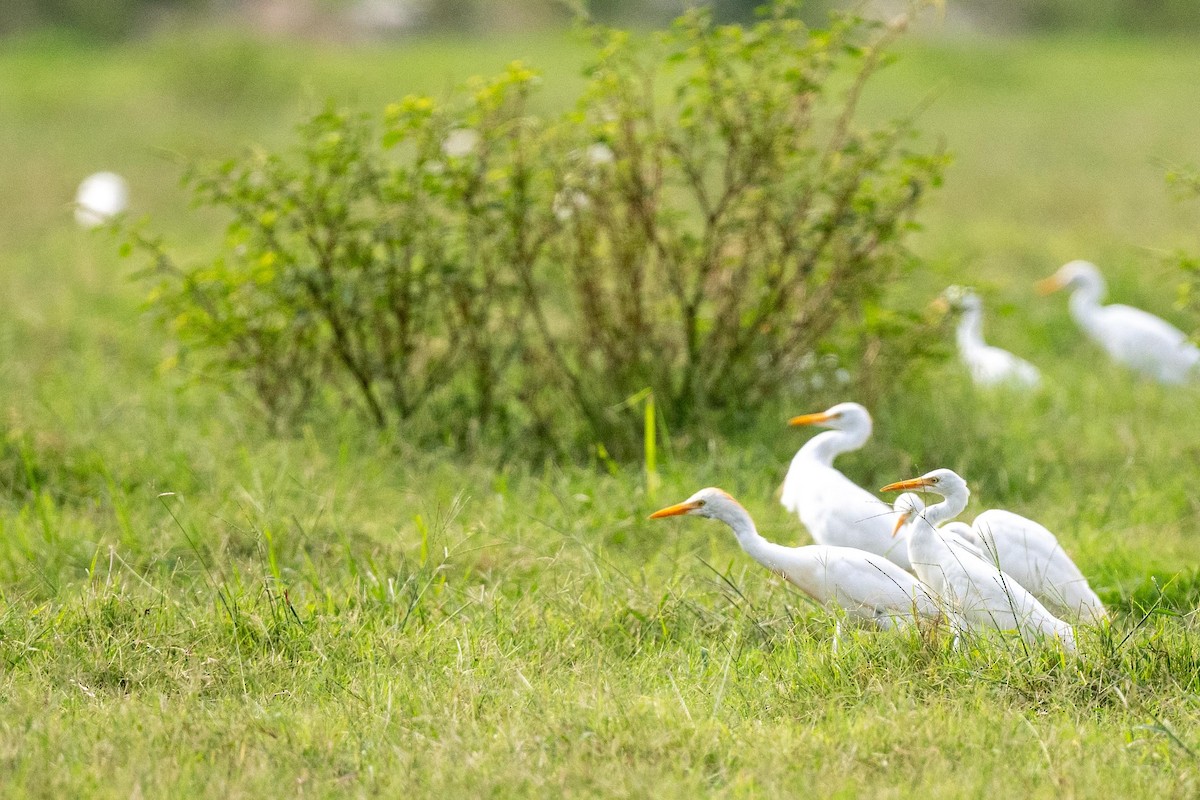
[950,508,1107,625]
[888,471,1106,624]
[781,402,911,570]
[650,488,940,630]
[1038,260,1199,384]
[941,286,1041,389]
[883,470,1077,653]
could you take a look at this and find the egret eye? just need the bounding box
[696,499,706,507]
[930,477,939,484]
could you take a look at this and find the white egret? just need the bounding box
[942,286,1041,388]
[74,171,128,228]
[650,488,940,630]
[1038,260,1199,384]
[780,402,911,569]
[882,470,1077,653]
[890,471,1106,623]
[890,492,987,563]
[955,509,1107,624]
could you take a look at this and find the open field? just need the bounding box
[2,28,1200,797]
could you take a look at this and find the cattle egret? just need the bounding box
[1038,260,1199,383]
[780,402,911,569]
[891,492,987,563]
[883,471,1077,653]
[942,286,1041,388]
[650,488,940,629]
[954,509,1107,624]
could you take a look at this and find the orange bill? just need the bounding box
[788,412,833,427]
[929,296,950,314]
[648,500,701,519]
[879,477,934,493]
[892,513,909,537]
[1035,275,1064,295]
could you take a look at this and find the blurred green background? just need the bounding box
[5,0,1200,39]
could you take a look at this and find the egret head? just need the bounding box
[788,401,871,432]
[880,468,970,505]
[1036,260,1103,295]
[649,487,741,522]
[890,492,926,537]
[940,284,982,313]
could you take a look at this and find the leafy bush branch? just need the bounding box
[131,1,946,458]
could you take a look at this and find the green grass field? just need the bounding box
[2,27,1200,797]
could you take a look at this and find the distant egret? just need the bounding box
[1038,260,1199,384]
[941,286,1041,388]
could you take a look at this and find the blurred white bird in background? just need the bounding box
[1038,260,1199,384]
[940,285,1041,389]
[883,470,1077,653]
[780,402,912,570]
[650,487,941,630]
[74,171,129,228]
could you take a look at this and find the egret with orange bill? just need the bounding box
[650,488,940,630]
[883,470,1077,653]
[1038,260,1199,384]
[780,402,911,569]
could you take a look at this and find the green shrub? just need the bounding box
[130,1,945,459]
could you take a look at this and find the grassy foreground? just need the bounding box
[2,29,1200,797]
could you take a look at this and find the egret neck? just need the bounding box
[956,302,986,357]
[715,498,793,575]
[1066,271,1106,337]
[794,415,871,468]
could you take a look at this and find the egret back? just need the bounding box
[1086,303,1200,383]
[782,459,911,570]
[972,509,1107,623]
[774,544,939,628]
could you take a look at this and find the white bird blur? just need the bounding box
[74,171,129,228]
[941,286,1041,388]
[1038,260,1200,384]
[650,487,940,630]
[882,469,1077,653]
[951,509,1107,625]
[780,402,912,570]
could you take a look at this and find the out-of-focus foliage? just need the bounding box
[1169,167,1200,335]
[0,0,203,39]
[129,1,945,459]
[958,0,1200,33]
[7,0,1200,39]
